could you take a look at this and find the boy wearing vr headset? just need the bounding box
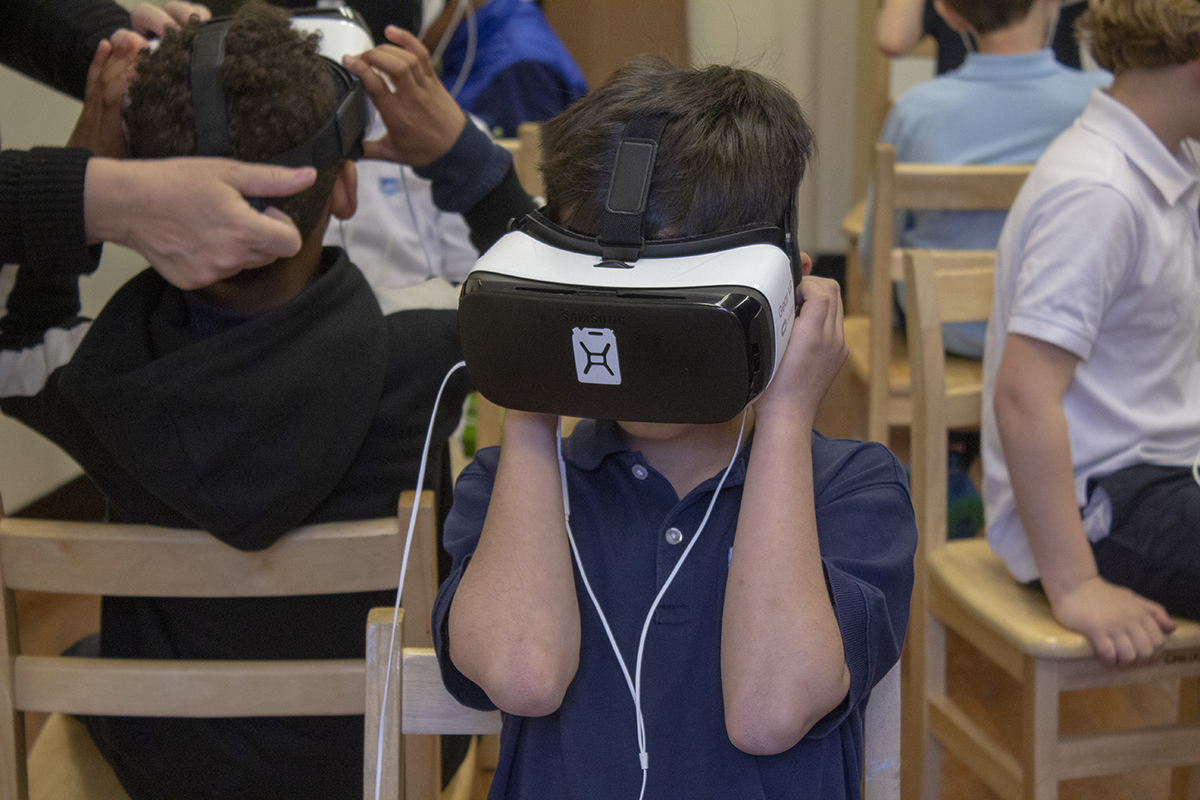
[433,57,917,799]
[0,3,535,796]
[984,0,1200,666]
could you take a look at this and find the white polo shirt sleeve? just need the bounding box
[1006,181,1139,362]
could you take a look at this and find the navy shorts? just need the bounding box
[1087,463,1200,621]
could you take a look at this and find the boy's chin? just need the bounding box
[615,421,695,441]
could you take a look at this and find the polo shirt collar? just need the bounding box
[561,418,627,471]
[1080,88,1200,207]
[957,49,1059,81]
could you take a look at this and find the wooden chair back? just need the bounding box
[848,144,1030,445]
[364,608,501,800]
[903,249,1200,800]
[365,610,901,800]
[0,490,437,800]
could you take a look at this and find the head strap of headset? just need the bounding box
[189,16,368,167]
[517,111,802,284]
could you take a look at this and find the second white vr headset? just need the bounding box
[459,113,801,424]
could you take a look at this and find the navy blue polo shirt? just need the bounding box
[434,420,915,799]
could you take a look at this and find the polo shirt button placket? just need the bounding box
[631,464,648,480]
[664,527,683,545]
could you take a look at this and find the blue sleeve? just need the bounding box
[805,437,916,739]
[432,445,503,711]
[413,123,534,253]
[468,61,585,139]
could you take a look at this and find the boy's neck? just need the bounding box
[617,409,753,500]
[1107,64,1200,154]
[194,220,328,314]
[973,3,1056,56]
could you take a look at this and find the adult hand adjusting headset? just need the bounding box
[187,8,370,207]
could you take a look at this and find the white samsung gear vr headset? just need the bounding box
[458,113,802,424]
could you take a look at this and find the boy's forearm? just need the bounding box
[448,410,581,716]
[994,336,1097,600]
[720,416,849,755]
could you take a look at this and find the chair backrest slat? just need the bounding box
[893,164,1032,210]
[0,515,406,597]
[14,655,365,717]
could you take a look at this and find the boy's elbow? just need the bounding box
[725,663,850,755]
[462,644,579,717]
[488,655,577,717]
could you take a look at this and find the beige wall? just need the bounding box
[686,1,860,254]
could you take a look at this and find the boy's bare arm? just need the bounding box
[721,276,851,755]
[877,0,927,57]
[448,410,582,717]
[995,333,1175,666]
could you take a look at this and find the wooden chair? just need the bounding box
[903,248,1200,800]
[846,144,1030,446]
[365,610,903,800]
[1,489,438,800]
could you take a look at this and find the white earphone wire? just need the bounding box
[558,410,748,799]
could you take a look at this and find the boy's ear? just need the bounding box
[330,160,358,220]
[933,0,973,35]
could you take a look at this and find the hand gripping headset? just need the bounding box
[188,7,371,177]
[458,113,803,424]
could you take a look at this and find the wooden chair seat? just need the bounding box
[930,538,1200,665]
[844,315,985,430]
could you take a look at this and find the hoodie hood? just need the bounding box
[57,249,388,550]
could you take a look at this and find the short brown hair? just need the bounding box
[124,2,339,238]
[1077,0,1200,73]
[539,56,814,240]
[944,0,1038,35]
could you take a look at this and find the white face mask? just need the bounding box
[419,0,447,37]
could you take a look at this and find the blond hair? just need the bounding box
[1078,0,1200,72]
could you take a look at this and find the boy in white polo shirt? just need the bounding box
[982,0,1200,666]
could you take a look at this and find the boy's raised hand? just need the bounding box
[342,26,467,167]
[753,273,848,427]
[67,32,144,158]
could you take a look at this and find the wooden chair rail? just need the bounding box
[0,516,404,597]
[14,656,365,717]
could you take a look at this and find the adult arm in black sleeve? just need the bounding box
[1,0,131,101]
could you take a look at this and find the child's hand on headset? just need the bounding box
[343,26,467,168]
[68,31,144,158]
[753,269,847,428]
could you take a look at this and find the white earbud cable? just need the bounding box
[372,360,466,800]
[558,410,748,799]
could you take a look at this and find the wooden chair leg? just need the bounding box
[404,735,440,800]
[1170,675,1200,800]
[1021,658,1059,800]
[918,615,945,800]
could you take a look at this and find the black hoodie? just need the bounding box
[0,248,469,798]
